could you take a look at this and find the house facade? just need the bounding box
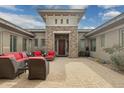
[0,9,124,60]
[86,13,124,61]
[38,9,85,57]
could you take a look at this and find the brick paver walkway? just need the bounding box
[0,57,124,88]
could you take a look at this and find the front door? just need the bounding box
[58,39,65,56]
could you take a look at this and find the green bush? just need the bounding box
[111,51,124,70]
[104,45,124,70]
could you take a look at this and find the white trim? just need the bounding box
[56,39,68,56]
[38,9,84,13]
[53,31,71,34]
[120,29,124,47]
[86,13,124,37]
[0,18,34,37]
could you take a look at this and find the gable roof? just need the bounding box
[85,13,124,37]
[25,29,46,33]
[78,29,93,33]
[0,18,34,37]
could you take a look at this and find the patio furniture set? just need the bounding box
[0,50,56,80]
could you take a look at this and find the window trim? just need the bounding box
[23,38,27,51]
[79,39,85,51]
[10,35,17,52]
[34,39,38,47]
[66,19,69,24]
[61,19,63,24]
[121,30,124,47]
[55,19,57,24]
[90,38,96,52]
[41,39,45,47]
[100,34,105,48]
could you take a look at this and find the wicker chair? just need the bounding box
[0,57,25,79]
[27,57,49,80]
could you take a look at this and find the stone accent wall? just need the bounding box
[46,26,78,57]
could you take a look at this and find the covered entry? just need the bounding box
[54,34,69,56]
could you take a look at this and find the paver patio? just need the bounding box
[0,57,124,88]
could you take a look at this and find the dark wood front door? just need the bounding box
[58,39,65,55]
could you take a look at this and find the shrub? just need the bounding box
[104,45,124,70]
[95,58,106,64]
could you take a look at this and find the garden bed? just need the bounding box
[88,57,124,75]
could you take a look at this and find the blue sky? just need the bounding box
[0,5,124,29]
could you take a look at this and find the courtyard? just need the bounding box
[0,57,124,88]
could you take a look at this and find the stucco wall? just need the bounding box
[89,24,124,61]
[33,32,46,50]
[46,16,79,26]
[0,27,33,53]
[78,32,87,52]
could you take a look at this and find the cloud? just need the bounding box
[0,12,45,29]
[82,26,95,29]
[37,5,88,9]
[0,5,23,11]
[100,10,121,20]
[68,5,88,9]
[81,16,86,20]
[98,5,120,9]
[44,5,62,9]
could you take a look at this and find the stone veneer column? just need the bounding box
[69,27,78,58]
[46,27,54,51]
[46,26,78,58]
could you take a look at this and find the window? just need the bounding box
[29,39,32,50]
[35,39,38,47]
[61,19,63,24]
[10,35,17,52]
[0,32,2,54]
[66,19,69,24]
[122,30,124,47]
[100,34,105,47]
[41,39,45,47]
[23,38,27,51]
[79,39,85,51]
[90,39,96,51]
[55,19,57,24]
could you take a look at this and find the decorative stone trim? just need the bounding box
[46,26,78,57]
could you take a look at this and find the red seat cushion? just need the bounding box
[20,52,28,58]
[3,53,13,56]
[3,52,27,62]
[33,51,42,57]
[3,53,15,58]
[13,52,23,60]
[47,50,55,57]
[0,56,15,59]
[29,57,45,60]
[45,55,54,60]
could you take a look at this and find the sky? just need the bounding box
[0,5,124,29]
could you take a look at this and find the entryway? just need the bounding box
[55,34,69,57]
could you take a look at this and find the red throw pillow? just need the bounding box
[34,51,42,56]
[20,52,28,58]
[13,53,22,60]
[48,51,55,56]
